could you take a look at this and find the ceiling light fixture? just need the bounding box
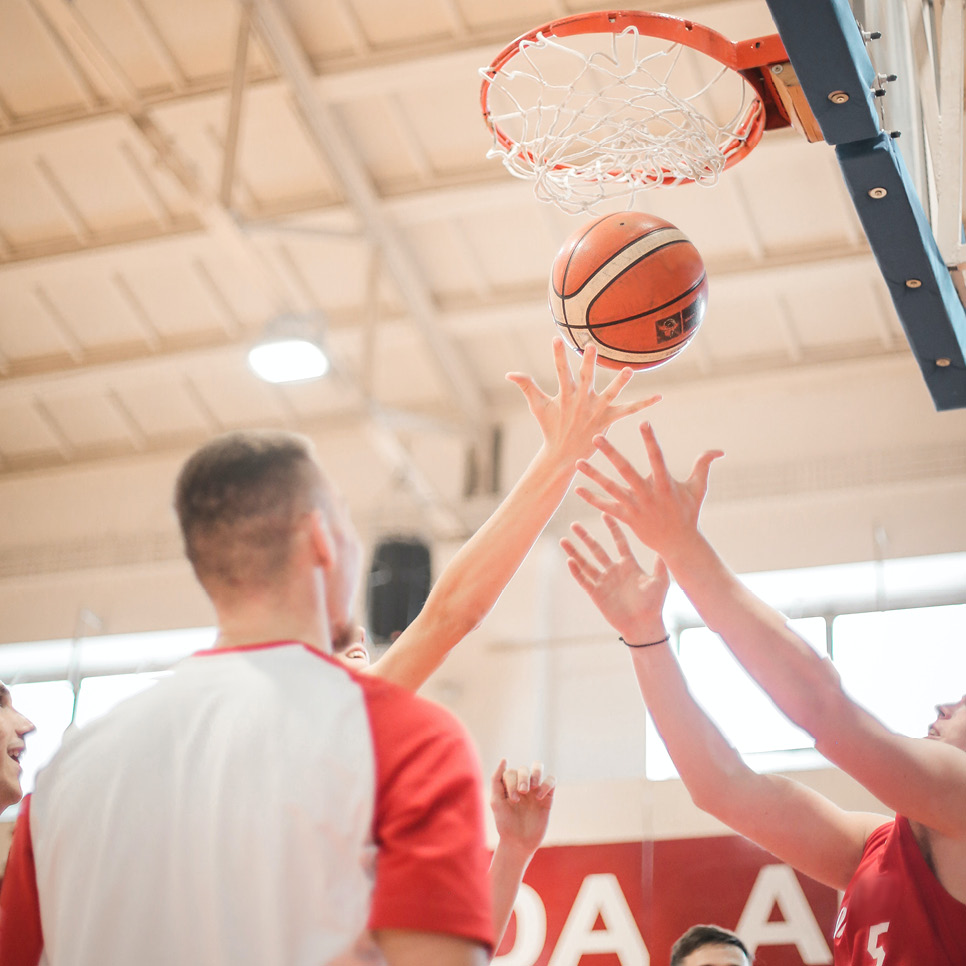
[247,313,330,384]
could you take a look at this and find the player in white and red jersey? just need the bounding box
[0,429,493,966]
[562,421,966,966]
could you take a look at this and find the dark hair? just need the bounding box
[670,924,751,966]
[175,429,327,591]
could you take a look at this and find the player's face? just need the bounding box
[0,682,35,810]
[332,623,371,670]
[927,695,966,749]
[678,944,750,966]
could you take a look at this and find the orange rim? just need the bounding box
[480,10,788,184]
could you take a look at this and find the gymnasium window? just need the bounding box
[0,628,213,821]
[645,551,966,780]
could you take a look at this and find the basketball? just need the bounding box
[548,211,709,370]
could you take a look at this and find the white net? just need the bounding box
[482,25,764,214]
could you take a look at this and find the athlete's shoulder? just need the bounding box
[350,663,468,738]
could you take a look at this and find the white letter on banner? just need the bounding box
[735,864,832,964]
[548,873,648,966]
[493,884,547,966]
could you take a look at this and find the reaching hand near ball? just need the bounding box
[561,515,670,645]
[574,421,723,566]
[507,336,660,467]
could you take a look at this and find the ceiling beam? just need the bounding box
[0,241,888,408]
[0,1,761,138]
[0,349,926,490]
[219,9,251,209]
[0,33,500,142]
[0,217,206,268]
[244,0,488,430]
[0,125,802,272]
[10,0,480,533]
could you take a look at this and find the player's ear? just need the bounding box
[307,509,335,568]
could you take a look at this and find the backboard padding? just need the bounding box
[766,0,966,410]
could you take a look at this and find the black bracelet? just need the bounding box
[620,634,670,649]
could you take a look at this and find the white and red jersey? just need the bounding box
[0,641,493,965]
[833,816,966,965]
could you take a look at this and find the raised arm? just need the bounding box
[561,516,886,891]
[488,760,555,948]
[575,422,966,841]
[367,338,659,692]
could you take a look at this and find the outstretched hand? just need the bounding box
[561,515,671,639]
[490,759,555,856]
[507,338,660,465]
[574,421,723,560]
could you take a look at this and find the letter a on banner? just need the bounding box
[736,864,832,964]
[548,873,648,966]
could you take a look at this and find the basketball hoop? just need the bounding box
[480,11,793,213]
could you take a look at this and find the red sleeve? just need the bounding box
[361,676,494,954]
[0,795,44,965]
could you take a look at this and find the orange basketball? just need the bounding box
[548,212,708,370]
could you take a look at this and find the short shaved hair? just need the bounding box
[671,925,751,966]
[175,429,328,593]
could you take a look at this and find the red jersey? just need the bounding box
[833,816,966,965]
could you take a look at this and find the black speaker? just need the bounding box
[366,537,431,645]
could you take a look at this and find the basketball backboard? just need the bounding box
[765,0,966,410]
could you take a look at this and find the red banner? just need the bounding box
[496,836,839,965]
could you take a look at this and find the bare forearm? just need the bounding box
[434,445,575,623]
[627,642,752,823]
[489,839,535,948]
[374,446,576,691]
[659,533,966,840]
[629,640,887,889]
[608,597,748,810]
[661,533,844,734]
